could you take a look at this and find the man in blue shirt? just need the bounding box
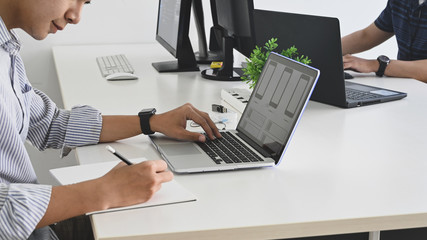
[0,0,221,239]
[342,0,427,83]
[342,1,427,239]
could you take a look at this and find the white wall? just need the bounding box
[20,0,392,184]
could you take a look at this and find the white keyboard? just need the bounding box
[96,54,135,77]
[220,88,252,113]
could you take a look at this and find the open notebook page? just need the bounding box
[49,158,196,215]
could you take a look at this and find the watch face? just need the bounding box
[141,108,156,114]
[378,55,390,63]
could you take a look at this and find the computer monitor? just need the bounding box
[152,0,200,72]
[192,0,223,64]
[201,0,256,81]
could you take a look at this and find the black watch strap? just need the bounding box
[376,55,390,77]
[138,108,156,135]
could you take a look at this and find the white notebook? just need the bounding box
[49,158,196,215]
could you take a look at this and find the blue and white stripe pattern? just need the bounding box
[0,17,102,239]
[375,0,427,60]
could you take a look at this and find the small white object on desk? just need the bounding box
[105,72,138,81]
[209,110,238,130]
[221,88,252,113]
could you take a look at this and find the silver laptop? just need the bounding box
[150,52,320,173]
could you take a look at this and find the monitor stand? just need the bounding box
[195,51,223,64]
[152,61,200,73]
[201,36,242,81]
[193,26,223,64]
[192,0,223,64]
[152,24,199,73]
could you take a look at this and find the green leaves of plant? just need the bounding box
[241,38,312,88]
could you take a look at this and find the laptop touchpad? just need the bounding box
[161,143,202,156]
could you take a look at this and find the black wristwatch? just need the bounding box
[138,108,156,135]
[376,55,390,77]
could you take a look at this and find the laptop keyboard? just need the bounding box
[196,132,264,164]
[346,88,379,100]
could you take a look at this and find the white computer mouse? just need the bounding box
[105,72,139,81]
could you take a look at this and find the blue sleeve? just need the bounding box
[374,0,395,33]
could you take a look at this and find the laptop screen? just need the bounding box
[237,52,319,162]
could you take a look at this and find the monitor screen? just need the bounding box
[152,0,199,72]
[157,0,181,53]
[201,0,256,81]
[215,0,254,57]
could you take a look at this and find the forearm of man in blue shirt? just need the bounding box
[342,23,427,83]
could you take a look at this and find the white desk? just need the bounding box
[53,44,427,240]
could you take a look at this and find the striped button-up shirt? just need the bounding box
[0,17,103,239]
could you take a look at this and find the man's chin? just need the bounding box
[31,33,49,41]
[25,28,51,40]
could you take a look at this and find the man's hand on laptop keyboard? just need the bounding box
[150,103,222,142]
[343,54,378,74]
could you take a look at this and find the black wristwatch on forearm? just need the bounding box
[375,55,390,77]
[138,108,156,135]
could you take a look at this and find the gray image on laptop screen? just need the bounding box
[238,53,316,160]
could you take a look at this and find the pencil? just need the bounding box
[106,145,133,165]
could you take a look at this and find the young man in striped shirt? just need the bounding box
[0,0,221,239]
[342,0,427,83]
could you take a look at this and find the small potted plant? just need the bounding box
[241,38,312,88]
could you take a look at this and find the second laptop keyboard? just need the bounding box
[196,132,263,164]
[346,88,380,100]
[96,54,135,77]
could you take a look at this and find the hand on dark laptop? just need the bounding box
[343,54,379,73]
[150,103,222,142]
